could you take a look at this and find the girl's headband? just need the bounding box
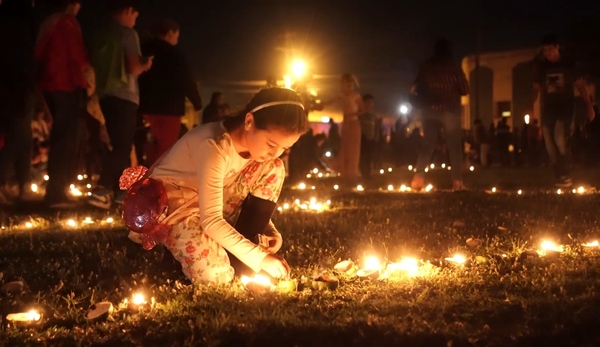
[249,101,305,114]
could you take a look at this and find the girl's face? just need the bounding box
[243,114,300,162]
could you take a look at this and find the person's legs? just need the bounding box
[44,90,83,205]
[413,111,442,189]
[541,119,560,179]
[553,119,570,181]
[165,158,286,285]
[90,97,137,208]
[442,111,463,187]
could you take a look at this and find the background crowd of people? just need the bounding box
[1,0,599,208]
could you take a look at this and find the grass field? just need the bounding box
[1,167,600,346]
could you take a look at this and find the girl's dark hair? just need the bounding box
[223,88,308,134]
[150,18,179,38]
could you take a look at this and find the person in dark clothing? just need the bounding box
[0,0,37,203]
[410,38,469,191]
[532,34,595,187]
[202,92,225,124]
[139,18,202,165]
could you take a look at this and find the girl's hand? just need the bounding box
[264,234,283,254]
[260,254,290,278]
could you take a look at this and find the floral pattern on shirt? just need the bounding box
[164,158,285,285]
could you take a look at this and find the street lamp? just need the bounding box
[399,103,410,115]
[291,60,306,79]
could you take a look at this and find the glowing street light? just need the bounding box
[399,103,410,115]
[291,60,307,78]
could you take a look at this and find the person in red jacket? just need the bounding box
[35,0,90,208]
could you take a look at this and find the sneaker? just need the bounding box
[88,187,113,209]
[555,176,573,188]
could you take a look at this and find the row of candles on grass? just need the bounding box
[1,284,155,327]
[295,181,593,195]
[306,167,396,179]
[1,216,119,232]
[305,163,473,179]
[30,174,92,198]
[486,186,592,195]
[240,237,600,292]
[277,198,331,213]
[3,238,599,326]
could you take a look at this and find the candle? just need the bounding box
[6,310,42,325]
[241,274,275,292]
[387,257,419,276]
[357,256,381,279]
[125,292,152,312]
[445,254,466,264]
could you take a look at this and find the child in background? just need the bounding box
[323,74,365,180]
[132,88,308,284]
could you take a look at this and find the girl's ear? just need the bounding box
[244,113,254,131]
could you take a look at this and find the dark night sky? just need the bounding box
[75,0,599,113]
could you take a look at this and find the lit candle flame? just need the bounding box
[364,256,381,271]
[387,185,394,191]
[445,254,466,264]
[131,293,147,306]
[408,165,413,171]
[540,240,564,253]
[491,187,496,193]
[334,184,339,190]
[425,184,433,192]
[298,183,306,190]
[30,183,38,193]
[241,275,274,289]
[356,185,364,192]
[387,257,419,275]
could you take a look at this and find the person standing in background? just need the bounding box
[139,18,202,166]
[88,0,153,209]
[410,38,469,191]
[532,34,595,188]
[35,0,90,208]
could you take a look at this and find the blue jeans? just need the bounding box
[542,118,569,178]
[416,110,462,181]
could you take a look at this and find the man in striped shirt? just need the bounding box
[410,38,470,191]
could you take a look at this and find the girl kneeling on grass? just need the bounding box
[128,88,307,285]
